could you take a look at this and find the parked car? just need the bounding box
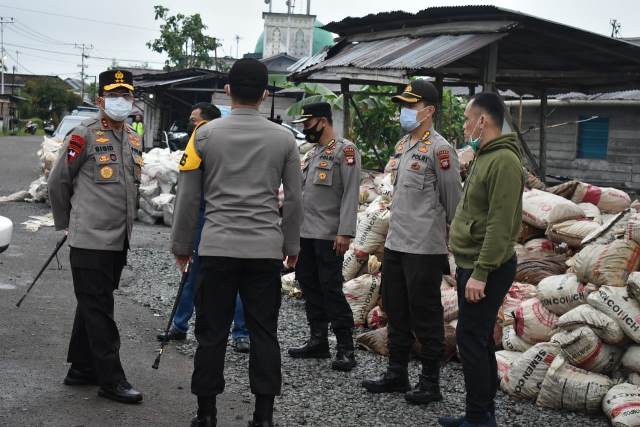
[48,115,88,141]
[0,215,13,254]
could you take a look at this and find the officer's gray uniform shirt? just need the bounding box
[171,108,303,259]
[300,138,360,240]
[385,128,462,255]
[48,115,142,251]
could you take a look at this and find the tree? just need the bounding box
[147,5,221,71]
[87,81,98,101]
[19,78,81,123]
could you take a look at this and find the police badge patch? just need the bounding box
[437,149,450,170]
[343,146,356,166]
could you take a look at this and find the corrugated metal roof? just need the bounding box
[135,74,219,89]
[295,33,505,75]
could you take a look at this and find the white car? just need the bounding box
[0,215,13,254]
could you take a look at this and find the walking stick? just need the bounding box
[16,234,67,308]
[152,261,191,370]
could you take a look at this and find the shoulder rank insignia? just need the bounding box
[437,149,450,170]
[343,146,356,166]
[179,138,202,171]
[67,134,86,163]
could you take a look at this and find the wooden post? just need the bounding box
[434,75,444,132]
[340,78,351,139]
[539,88,548,183]
[482,43,498,93]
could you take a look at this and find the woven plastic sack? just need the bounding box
[442,287,458,322]
[496,350,522,382]
[622,346,640,374]
[629,273,640,304]
[502,325,533,352]
[501,342,560,400]
[546,180,579,200]
[574,240,640,287]
[343,274,381,327]
[342,248,367,282]
[578,203,603,224]
[514,298,559,343]
[551,326,623,374]
[522,189,585,229]
[572,183,631,214]
[518,222,546,244]
[603,383,640,427]
[523,238,556,255]
[515,255,568,285]
[546,219,602,249]
[536,355,613,413]
[628,213,640,244]
[556,304,627,345]
[354,200,390,255]
[356,327,388,356]
[366,306,387,329]
[536,274,595,315]
[588,286,640,344]
[500,283,538,326]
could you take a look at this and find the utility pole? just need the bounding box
[0,17,15,95]
[213,37,218,71]
[610,19,621,38]
[75,43,93,102]
[11,50,18,96]
[235,35,241,58]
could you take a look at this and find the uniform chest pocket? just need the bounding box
[403,161,427,190]
[313,162,334,186]
[94,152,120,184]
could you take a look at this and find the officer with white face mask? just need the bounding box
[48,69,143,404]
[362,79,462,407]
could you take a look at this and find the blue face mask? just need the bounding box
[399,107,423,132]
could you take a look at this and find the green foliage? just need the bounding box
[439,89,467,148]
[87,82,98,101]
[285,83,343,116]
[147,5,221,71]
[18,78,82,123]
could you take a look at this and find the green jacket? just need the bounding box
[132,121,144,136]
[449,133,524,282]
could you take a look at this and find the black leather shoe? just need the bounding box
[362,366,411,393]
[331,349,356,371]
[247,420,273,427]
[288,326,330,359]
[234,336,250,353]
[98,381,143,404]
[191,416,216,427]
[157,328,187,342]
[64,366,98,386]
[405,374,443,405]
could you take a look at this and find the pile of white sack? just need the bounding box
[136,148,182,226]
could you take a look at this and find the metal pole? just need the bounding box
[539,88,548,183]
[0,18,14,94]
[340,78,350,139]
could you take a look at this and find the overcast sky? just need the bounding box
[0,0,638,78]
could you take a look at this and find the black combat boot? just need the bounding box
[287,324,330,359]
[361,363,411,393]
[247,394,274,427]
[331,329,356,371]
[191,396,216,427]
[405,365,443,405]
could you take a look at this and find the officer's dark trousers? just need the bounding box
[67,247,127,387]
[456,256,517,423]
[382,248,446,366]
[192,257,282,397]
[296,238,354,331]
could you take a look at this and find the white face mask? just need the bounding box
[104,97,133,122]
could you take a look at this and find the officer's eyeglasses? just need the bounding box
[104,93,134,102]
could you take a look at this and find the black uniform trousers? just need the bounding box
[295,238,354,331]
[191,256,282,397]
[67,247,127,387]
[382,248,447,367]
[456,255,517,423]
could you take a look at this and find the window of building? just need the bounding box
[577,116,609,159]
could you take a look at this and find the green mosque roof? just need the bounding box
[254,19,334,56]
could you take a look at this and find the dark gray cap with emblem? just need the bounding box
[292,102,333,124]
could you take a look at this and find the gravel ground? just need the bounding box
[117,233,609,427]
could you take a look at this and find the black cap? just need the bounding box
[99,69,133,96]
[228,58,268,92]
[391,79,439,105]
[292,102,332,124]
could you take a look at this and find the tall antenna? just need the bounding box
[235,35,241,59]
[610,19,621,38]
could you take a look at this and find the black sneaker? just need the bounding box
[157,328,187,342]
[191,415,216,427]
[233,336,250,353]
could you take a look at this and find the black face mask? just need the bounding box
[303,122,324,143]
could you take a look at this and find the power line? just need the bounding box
[14,21,73,45]
[4,41,77,56]
[5,49,34,74]
[4,42,164,65]
[0,4,159,32]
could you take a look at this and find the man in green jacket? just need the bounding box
[440,92,524,427]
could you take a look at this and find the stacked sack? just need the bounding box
[137,148,182,226]
[498,179,640,424]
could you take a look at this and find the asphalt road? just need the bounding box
[0,136,248,427]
